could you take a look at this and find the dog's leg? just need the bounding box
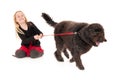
[54,50,64,62]
[71,50,84,70]
[63,48,69,59]
[70,57,74,62]
[76,55,84,70]
[74,54,84,70]
[54,36,64,62]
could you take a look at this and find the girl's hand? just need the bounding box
[39,34,43,39]
[34,35,40,40]
[34,34,43,40]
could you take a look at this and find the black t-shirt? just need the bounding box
[17,21,43,47]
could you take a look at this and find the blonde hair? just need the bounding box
[13,11,28,35]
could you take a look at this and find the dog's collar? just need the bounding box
[74,32,77,34]
[76,25,92,46]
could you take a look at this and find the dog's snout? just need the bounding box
[98,37,107,42]
[99,37,103,42]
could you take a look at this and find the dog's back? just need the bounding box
[41,13,88,33]
[54,21,88,34]
[42,13,88,33]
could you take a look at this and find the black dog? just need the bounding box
[42,13,107,70]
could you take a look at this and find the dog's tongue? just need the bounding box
[96,42,100,46]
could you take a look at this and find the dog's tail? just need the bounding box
[42,13,57,27]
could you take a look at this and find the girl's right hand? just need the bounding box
[34,35,40,40]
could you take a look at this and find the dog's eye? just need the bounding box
[89,28,101,33]
[94,29,101,32]
[89,29,94,32]
[89,29,101,36]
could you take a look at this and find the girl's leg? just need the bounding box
[15,50,26,58]
[15,46,29,58]
[30,46,44,58]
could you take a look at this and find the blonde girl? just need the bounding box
[13,11,44,58]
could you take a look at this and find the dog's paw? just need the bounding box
[58,58,64,62]
[70,58,74,63]
[56,57,64,62]
[63,49,69,59]
[77,65,85,70]
[64,53,69,59]
[54,52,64,62]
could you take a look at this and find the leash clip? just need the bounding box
[74,32,77,34]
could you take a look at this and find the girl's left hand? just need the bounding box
[39,34,43,39]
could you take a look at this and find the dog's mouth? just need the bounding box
[95,41,100,46]
[93,37,107,47]
[94,39,106,46]
[91,41,100,47]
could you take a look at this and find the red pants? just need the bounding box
[17,45,44,57]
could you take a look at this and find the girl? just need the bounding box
[13,11,44,58]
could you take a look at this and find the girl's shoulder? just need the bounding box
[27,21,34,26]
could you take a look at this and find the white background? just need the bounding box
[0,0,120,80]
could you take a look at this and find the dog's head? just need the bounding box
[79,23,107,46]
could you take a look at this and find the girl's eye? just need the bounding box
[17,16,20,18]
[21,15,24,17]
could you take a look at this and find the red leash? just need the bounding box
[43,32,77,36]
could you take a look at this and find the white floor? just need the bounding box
[0,0,120,80]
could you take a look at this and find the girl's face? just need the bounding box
[15,11,26,24]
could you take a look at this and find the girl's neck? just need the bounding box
[19,23,28,30]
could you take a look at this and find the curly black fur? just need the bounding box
[42,13,107,70]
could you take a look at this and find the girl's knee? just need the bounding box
[15,50,27,58]
[30,50,43,58]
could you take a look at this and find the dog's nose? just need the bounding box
[99,37,107,42]
[104,38,107,42]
